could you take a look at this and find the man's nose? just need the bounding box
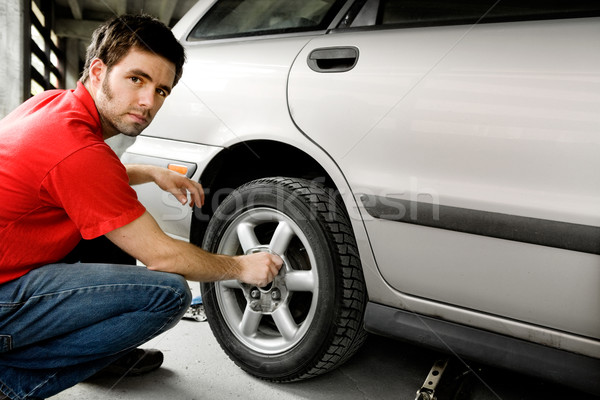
[138,87,155,108]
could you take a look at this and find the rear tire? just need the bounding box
[200,177,367,381]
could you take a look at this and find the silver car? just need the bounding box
[122,0,600,393]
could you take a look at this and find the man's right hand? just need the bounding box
[234,252,283,287]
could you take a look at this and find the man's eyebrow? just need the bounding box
[128,68,172,95]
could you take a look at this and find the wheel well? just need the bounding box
[190,140,335,245]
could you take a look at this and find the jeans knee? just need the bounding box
[174,274,193,312]
[157,272,192,320]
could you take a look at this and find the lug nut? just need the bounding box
[251,289,260,299]
[271,289,281,300]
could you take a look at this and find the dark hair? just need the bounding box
[81,14,186,87]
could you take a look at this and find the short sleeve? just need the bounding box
[41,144,146,239]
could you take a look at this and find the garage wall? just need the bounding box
[0,0,26,119]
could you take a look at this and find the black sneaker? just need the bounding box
[93,348,164,378]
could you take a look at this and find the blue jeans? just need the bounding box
[0,262,192,399]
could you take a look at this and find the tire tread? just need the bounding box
[258,177,368,382]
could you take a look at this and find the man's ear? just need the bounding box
[88,58,107,89]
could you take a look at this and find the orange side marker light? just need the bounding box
[168,164,188,175]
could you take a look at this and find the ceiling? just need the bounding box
[53,0,199,60]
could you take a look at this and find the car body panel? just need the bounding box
[287,18,600,340]
[288,18,600,225]
[140,35,314,147]
[364,218,600,338]
[122,137,216,238]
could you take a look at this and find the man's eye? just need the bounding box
[156,88,167,97]
[130,76,141,83]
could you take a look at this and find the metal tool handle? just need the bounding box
[415,358,449,400]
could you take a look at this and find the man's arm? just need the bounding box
[125,164,204,208]
[105,211,282,287]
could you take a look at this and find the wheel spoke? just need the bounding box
[269,221,295,256]
[239,305,262,337]
[220,279,241,289]
[237,222,260,253]
[285,270,315,292]
[272,305,299,341]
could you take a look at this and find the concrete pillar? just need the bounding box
[0,0,26,119]
[65,37,80,89]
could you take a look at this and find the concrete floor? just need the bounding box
[49,284,598,400]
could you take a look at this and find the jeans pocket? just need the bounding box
[0,335,12,352]
[0,303,19,353]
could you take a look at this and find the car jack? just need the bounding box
[183,295,207,322]
[415,358,450,400]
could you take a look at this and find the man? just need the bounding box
[0,15,282,400]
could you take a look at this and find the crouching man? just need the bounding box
[0,14,281,400]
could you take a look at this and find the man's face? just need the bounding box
[94,48,176,138]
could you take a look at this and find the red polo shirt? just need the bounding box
[0,82,146,284]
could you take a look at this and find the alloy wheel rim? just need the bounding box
[214,207,319,354]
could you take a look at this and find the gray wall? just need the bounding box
[0,1,81,120]
[0,0,26,119]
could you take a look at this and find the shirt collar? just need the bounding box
[73,81,103,138]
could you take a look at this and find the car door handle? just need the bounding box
[307,46,359,73]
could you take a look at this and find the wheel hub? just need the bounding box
[245,267,288,313]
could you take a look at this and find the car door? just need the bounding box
[287,0,600,339]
